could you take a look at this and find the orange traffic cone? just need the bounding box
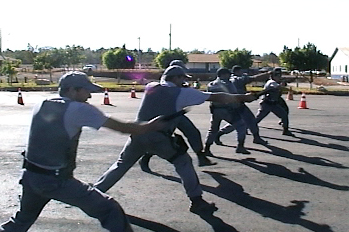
[17,88,24,105]
[286,87,294,100]
[298,92,308,109]
[103,88,111,105]
[130,86,136,98]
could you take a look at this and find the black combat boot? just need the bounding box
[138,153,153,173]
[204,144,215,157]
[282,128,295,137]
[235,141,251,154]
[196,151,217,167]
[214,131,224,145]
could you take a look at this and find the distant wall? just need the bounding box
[88,69,217,81]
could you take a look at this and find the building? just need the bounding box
[330,47,349,81]
[187,54,220,73]
[186,53,266,73]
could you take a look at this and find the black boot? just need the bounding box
[282,128,295,137]
[139,153,153,173]
[214,131,224,145]
[189,196,218,214]
[252,134,268,145]
[204,144,215,157]
[236,142,251,154]
[197,151,217,167]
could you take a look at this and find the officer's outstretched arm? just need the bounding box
[102,117,165,135]
[206,92,257,104]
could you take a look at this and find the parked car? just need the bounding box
[82,64,97,72]
[281,68,290,75]
[291,70,300,75]
[259,67,273,73]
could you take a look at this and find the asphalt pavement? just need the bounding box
[0,91,348,232]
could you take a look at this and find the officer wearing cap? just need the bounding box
[94,65,257,214]
[214,65,270,145]
[138,60,215,171]
[255,68,295,136]
[0,71,164,232]
[204,67,251,155]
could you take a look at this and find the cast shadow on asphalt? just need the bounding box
[207,152,349,191]
[259,126,349,153]
[289,127,349,142]
[126,214,181,232]
[147,170,333,232]
[146,171,238,232]
[238,157,348,191]
[217,143,348,169]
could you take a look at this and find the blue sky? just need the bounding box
[1,0,348,56]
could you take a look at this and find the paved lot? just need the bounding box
[0,91,348,232]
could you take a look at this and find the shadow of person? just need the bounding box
[127,214,180,232]
[149,171,333,232]
[263,144,348,169]
[289,127,349,142]
[195,212,238,232]
[202,171,333,232]
[207,144,348,169]
[238,158,349,191]
[259,126,349,153]
[149,172,238,232]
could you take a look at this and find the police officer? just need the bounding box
[139,60,215,172]
[204,68,250,155]
[0,71,164,232]
[255,68,295,136]
[215,65,270,145]
[94,65,257,214]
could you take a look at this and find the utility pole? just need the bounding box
[0,28,2,53]
[169,24,172,51]
[137,37,141,69]
[298,38,300,47]
[0,29,4,59]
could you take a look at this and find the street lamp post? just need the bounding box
[137,37,141,69]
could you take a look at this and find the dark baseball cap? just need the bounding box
[59,71,103,92]
[169,60,188,70]
[232,65,242,74]
[162,65,192,78]
[216,68,231,77]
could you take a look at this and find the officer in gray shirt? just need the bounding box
[215,65,270,145]
[94,65,257,214]
[255,68,295,136]
[204,68,251,155]
[139,60,215,172]
[0,71,163,232]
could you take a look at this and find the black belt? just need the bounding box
[23,160,73,179]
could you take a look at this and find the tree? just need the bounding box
[189,49,205,54]
[1,59,20,84]
[154,48,188,69]
[102,47,136,69]
[262,53,280,67]
[279,43,328,88]
[64,45,85,69]
[33,49,65,82]
[218,48,253,69]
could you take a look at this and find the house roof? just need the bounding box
[339,47,349,57]
[330,47,349,62]
[188,54,219,63]
[0,55,17,61]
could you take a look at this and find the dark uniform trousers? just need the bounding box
[0,170,132,232]
[255,99,289,128]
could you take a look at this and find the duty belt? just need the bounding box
[23,159,73,179]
